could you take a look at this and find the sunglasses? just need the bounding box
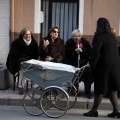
[52,30,59,33]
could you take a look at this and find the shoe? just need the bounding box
[83,111,98,117]
[19,88,24,95]
[108,112,120,118]
[86,93,93,99]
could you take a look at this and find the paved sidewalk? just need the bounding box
[0,87,23,106]
[0,85,120,111]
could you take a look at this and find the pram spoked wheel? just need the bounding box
[23,86,43,116]
[40,86,69,118]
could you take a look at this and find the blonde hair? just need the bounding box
[111,28,116,36]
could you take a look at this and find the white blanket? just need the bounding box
[22,59,79,73]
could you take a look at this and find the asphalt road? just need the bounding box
[0,105,116,120]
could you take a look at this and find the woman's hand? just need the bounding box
[75,48,82,54]
[45,56,53,61]
[44,40,49,48]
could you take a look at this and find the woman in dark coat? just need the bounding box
[65,29,93,99]
[6,27,39,94]
[38,27,65,63]
[111,28,120,97]
[65,34,91,67]
[83,18,120,118]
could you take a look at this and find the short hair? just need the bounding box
[71,29,82,37]
[20,27,32,37]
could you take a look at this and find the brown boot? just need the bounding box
[19,88,24,95]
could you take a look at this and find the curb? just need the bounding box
[0,96,119,111]
[0,98,23,106]
[0,86,120,111]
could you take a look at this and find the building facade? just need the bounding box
[0,0,120,64]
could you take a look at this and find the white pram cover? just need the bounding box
[22,59,79,87]
[23,59,79,73]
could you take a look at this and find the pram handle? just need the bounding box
[79,62,90,70]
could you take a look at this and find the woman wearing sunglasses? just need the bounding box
[38,27,65,63]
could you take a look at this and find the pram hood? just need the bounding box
[22,59,80,73]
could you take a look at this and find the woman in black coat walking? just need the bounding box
[83,18,120,118]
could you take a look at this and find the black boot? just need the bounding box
[85,83,93,99]
[19,88,24,95]
[86,92,93,99]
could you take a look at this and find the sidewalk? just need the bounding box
[0,85,120,111]
[0,87,23,106]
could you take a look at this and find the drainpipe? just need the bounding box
[10,0,14,43]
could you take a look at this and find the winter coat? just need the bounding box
[90,33,120,95]
[65,38,91,67]
[6,36,39,75]
[38,37,65,63]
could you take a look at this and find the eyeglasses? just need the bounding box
[72,36,80,38]
[52,30,59,33]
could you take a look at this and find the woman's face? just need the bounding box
[23,30,31,41]
[50,28,59,39]
[72,33,81,42]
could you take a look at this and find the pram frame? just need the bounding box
[21,60,89,118]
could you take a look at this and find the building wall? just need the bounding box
[14,0,35,33]
[0,0,10,64]
[11,0,35,42]
[11,0,41,43]
[0,0,120,64]
[84,0,120,36]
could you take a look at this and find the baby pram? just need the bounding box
[21,59,89,118]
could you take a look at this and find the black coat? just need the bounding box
[90,33,120,95]
[65,38,91,67]
[6,36,39,75]
[118,46,120,55]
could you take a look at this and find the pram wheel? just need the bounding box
[23,86,43,116]
[40,86,69,118]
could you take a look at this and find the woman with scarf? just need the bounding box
[6,28,39,95]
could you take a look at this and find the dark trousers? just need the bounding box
[72,67,93,94]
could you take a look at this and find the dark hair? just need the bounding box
[95,17,112,35]
[47,27,60,38]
